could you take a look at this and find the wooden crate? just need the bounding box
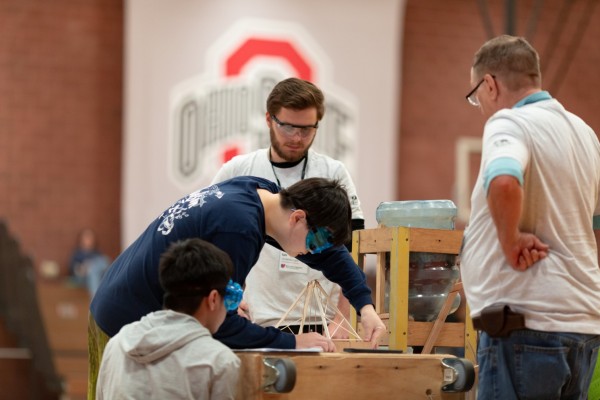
[350,226,477,365]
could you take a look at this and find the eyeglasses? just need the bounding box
[465,75,495,107]
[465,78,485,106]
[306,226,334,254]
[270,114,318,138]
[224,280,243,311]
[163,279,243,311]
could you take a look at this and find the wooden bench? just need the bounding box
[37,280,90,400]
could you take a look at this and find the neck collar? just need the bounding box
[268,148,308,187]
[513,91,552,108]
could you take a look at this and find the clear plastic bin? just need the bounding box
[376,200,460,321]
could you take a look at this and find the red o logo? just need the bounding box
[225,38,313,81]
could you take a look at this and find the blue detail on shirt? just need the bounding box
[484,157,524,192]
[513,91,552,108]
[594,215,600,230]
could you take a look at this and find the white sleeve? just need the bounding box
[482,115,530,172]
[596,183,600,220]
[211,160,237,185]
[332,162,364,220]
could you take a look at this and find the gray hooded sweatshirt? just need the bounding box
[96,309,240,399]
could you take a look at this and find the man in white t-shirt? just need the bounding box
[461,35,600,399]
[212,77,364,338]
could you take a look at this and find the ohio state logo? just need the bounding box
[169,19,357,188]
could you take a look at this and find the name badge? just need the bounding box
[278,252,308,274]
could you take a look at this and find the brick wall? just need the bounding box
[0,0,123,274]
[399,0,600,206]
[1,1,599,273]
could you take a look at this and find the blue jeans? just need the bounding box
[70,255,109,298]
[477,329,600,400]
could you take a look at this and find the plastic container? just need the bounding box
[376,200,457,229]
[376,200,460,321]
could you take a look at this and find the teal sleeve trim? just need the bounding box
[594,215,600,230]
[483,157,523,192]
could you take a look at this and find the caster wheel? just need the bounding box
[264,357,296,393]
[441,357,475,392]
[273,358,296,393]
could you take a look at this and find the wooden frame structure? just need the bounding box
[350,226,477,365]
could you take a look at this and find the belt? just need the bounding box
[472,305,525,337]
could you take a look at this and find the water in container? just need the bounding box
[376,200,460,321]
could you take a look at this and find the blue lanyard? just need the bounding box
[513,91,552,108]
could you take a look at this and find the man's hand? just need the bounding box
[237,300,251,320]
[503,232,549,271]
[487,175,549,271]
[359,304,386,348]
[295,332,336,352]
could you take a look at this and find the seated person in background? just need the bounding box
[96,238,241,400]
[212,77,363,337]
[69,228,110,298]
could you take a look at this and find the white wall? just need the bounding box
[123,0,404,247]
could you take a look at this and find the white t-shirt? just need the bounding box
[212,148,363,326]
[461,97,600,334]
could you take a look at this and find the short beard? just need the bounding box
[269,127,313,162]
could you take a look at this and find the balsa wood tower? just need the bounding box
[275,279,370,351]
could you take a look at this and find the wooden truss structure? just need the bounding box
[275,280,369,349]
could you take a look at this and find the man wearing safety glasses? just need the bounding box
[212,77,364,345]
[88,176,385,399]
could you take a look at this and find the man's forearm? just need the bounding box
[487,175,523,250]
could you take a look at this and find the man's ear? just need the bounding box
[485,73,498,100]
[207,289,220,311]
[266,111,272,127]
[290,209,307,225]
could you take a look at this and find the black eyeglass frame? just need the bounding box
[465,75,496,106]
[270,114,319,137]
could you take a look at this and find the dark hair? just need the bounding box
[76,227,99,250]
[159,238,233,315]
[266,77,325,121]
[472,35,541,90]
[280,177,351,246]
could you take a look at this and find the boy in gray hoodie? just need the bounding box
[96,238,242,399]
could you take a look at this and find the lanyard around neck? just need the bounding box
[268,148,308,187]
